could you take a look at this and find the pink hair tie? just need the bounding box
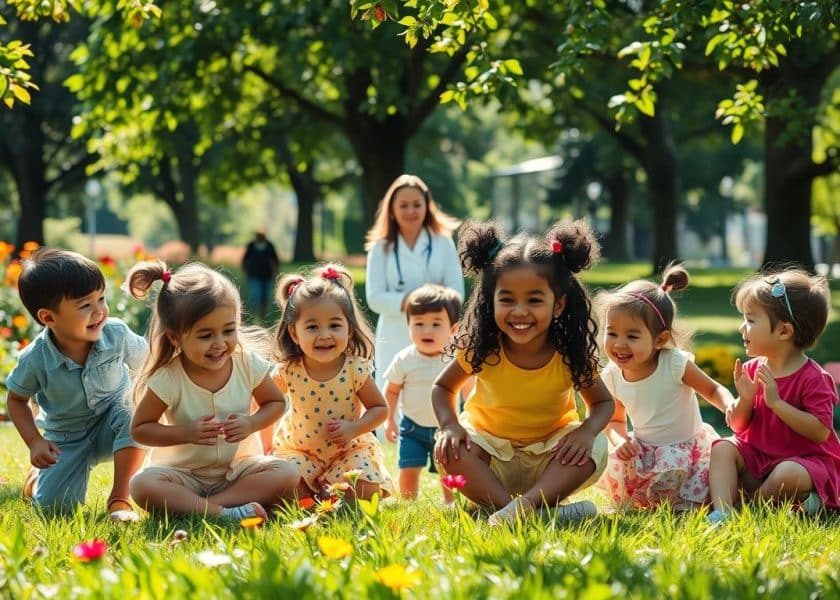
[551,240,563,254]
[161,270,172,284]
[287,277,304,296]
[322,267,340,281]
[630,293,667,329]
[661,282,672,293]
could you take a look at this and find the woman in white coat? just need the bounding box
[365,174,464,389]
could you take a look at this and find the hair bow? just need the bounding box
[287,277,304,295]
[161,270,172,284]
[551,240,563,254]
[322,267,341,281]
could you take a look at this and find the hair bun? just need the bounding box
[458,220,506,275]
[546,219,600,274]
[661,262,689,293]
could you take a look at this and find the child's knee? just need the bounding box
[129,472,158,504]
[710,441,737,463]
[765,462,811,493]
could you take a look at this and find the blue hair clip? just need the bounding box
[487,240,504,262]
[769,278,795,321]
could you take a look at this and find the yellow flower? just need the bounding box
[375,565,421,591]
[240,516,265,529]
[12,314,28,330]
[317,536,352,560]
[315,496,342,514]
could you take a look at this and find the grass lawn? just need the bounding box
[3,262,840,596]
[2,426,840,598]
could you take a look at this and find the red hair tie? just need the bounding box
[322,267,340,281]
[551,240,563,254]
[287,277,304,296]
[161,270,172,284]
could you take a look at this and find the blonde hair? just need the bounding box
[125,260,269,404]
[733,267,830,349]
[594,262,692,351]
[364,174,460,252]
[273,263,374,365]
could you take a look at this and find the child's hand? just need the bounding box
[552,427,595,466]
[434,424,471,464]
[755,362,781,409]
[614,439,639,461]
[326,419,358,445]
[186,415,223,445]
[733,358,759,403]
[29,437,61,468]
[222,413,254,443]
[385,419,398,443]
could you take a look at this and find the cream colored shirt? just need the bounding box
[146,348,270,477]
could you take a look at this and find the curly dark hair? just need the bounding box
[451,219,601,390]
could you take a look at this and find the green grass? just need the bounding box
[2,427,840,598]
[4,263,840,596]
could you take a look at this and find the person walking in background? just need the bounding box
[242,228,280,319]
[364,174,464,390]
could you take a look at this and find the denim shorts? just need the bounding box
[398,416,438,472]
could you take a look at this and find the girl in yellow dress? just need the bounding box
[271,264,395,500]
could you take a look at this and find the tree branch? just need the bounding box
[573,99,646,161]
[243,65,346,130]
[407,43,471,137]
[45,153,95,192]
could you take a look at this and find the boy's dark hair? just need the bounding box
[733,267,830,349]
[18,248,105,325]
[452,219,601,390]
[404,284,462,326]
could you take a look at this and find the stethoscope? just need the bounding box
[393,227,433,292]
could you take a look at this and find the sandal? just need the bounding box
[107,496,140,523]
[22,467,37,500]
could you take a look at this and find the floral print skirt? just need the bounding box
[597,423,719,510]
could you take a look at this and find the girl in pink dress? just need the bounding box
[596,264,735,510]
[708,268,840,523]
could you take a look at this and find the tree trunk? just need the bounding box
[603,168,630,261]
[760,47,837,271]
[274,136,317,262]
[11,106,47,247]
[639,105,680,273]
[158,156,199,253]
[347,115,407,225]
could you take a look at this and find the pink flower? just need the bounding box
[73,539,107,562]
[441,474,467,490]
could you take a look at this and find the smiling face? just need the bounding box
[408,308,454,356]
[391,187,427,237]
[40,287,109,349]
[290,298,351,367]
[493,265,564,351]
[173,305,239,374]
[603,308,667,381]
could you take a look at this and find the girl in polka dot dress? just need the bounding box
[270,264,394,500]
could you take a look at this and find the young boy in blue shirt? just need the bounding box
[4,248,147,520]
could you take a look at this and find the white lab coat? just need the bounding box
[365,231,464,388]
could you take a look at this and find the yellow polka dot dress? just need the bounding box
[272,356,394,495]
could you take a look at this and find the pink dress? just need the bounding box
[717,358,840,508]
[597,349,719,510]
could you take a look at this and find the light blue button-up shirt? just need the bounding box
[4,318,148,437]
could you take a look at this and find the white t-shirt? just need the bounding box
[383,344,451,428]
[601,348,703,446]
[145,348,271,477]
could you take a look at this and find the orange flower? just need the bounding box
[375,565,422,591]
[4,260,22,286]
[316,536,352,559]
[12,314,28,330]
[23,241,39,251]
[0,242,12,263]
[299,497,316,510]
[1,327,11,338]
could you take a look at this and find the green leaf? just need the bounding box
[705,34,725,56]
[398,16,417,26]
[0,76,7,99]
[502,59,523,76]
[731,123,744,144]
[483,11,498,30]
[358,493,380,517]
[11,84,31,105]
[65,74,85,93]
[440,89,455,103]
